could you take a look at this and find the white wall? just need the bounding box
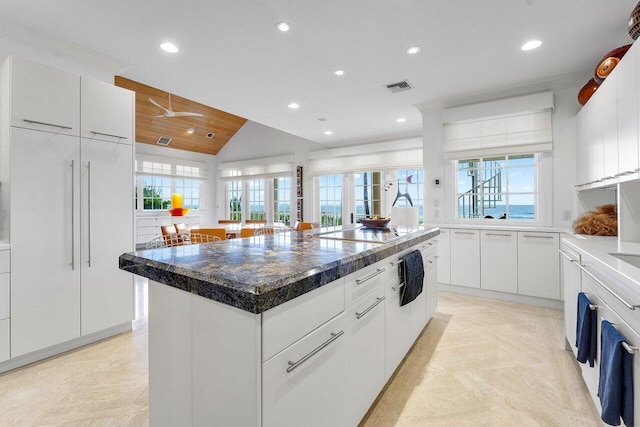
[135,143,217,226]
[420,82,584,229]
[217,121,324,221]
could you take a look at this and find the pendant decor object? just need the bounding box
[168,193,189,216]
[578,79,600,105]
[594,44,632,84]
[629,1,640,39]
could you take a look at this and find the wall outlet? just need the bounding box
[563,210,571,220]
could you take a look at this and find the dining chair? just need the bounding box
[189,233,222,244]
[293,221,312,231]
[253,225,291,236]
[240,227,257,238]
[193,228,227,240]
[160,224,184,246]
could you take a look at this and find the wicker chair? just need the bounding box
[189,233,221,244]
[253,225,291,236]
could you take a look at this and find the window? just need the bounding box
[227,180,242,221]
[248,179,266,220]
[319,174,342,226]
[135,157,206,212]
[456,154,536,220]
[354,172,382,222]
[273,177,291,225]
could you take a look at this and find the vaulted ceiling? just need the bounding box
[0,1,636,148]
[115,77,247,155]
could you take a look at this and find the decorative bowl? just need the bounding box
[594,44,632,83]
[578,78,600,105]
[360,218,391,229]
[168,208,190,216]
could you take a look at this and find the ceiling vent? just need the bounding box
[156,136,172,146]
[385,80,413,93]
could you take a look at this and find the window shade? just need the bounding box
[307,138,423,176]
[219,154,294,180]
[442,92,554,160]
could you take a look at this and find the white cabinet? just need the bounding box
[4,56,79,135]
[601,72,619,183]
[345,286,386,427]
[617,43,639,181]
[80,77,134,144]
[0,250,9,363]
[560,244,581,357]
[517,232,560,299]
[424,246,438,320]
[262,313,347,427]
[436,228,450,284]
[80,139,134,335]
[575,106,590,186]
[1,57,134,359]
[0,319,8,362]
[9,129,81,357]
[450,229,480,288]
[384,263,414,380]
[480,230,518,293]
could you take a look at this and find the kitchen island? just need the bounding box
[120,226,440,427]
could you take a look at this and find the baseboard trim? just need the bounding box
[0,322,132,374]
[438,283,564,310]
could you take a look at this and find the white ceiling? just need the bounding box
[0,0,636,147]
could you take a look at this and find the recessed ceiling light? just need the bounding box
[396,118,406,123]
[276,22,290,32]
[333,69,345,76]
[521,40,542,51]
[406,46,421,55]
[160,42,179,53]
[288,103,299,109]
[324,130,333,135]
[186,128,195,134]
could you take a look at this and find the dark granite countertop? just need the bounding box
[119,226,439,314]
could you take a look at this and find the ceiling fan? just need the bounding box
[149,93,204,118]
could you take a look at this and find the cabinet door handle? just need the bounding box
[87,161,92,267]
[391,259,403,266]
[356,267,386,284]
[428,255,440,265]
[90,130,128,140]
[286,330,344,373]
[485,233,512,237]
[70,160,75,270]
[522,235,554,239]
[23,118,72,130]
[576,264,640,311]
[391,283,405,292]
[454,231,475,235]
[558,250,579,263]
[356,296,385,319]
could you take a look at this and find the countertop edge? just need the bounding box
[120,228,440,313]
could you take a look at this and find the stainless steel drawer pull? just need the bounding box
[577,264,640,311]
[23,118,72,130]
[286,330,344,373]
[522,235,554,239]
[391,259,403,266]
[90,130,128,140]
[622,342,639,355]
[558,250,579,263]
[485,233,512,237]
[356,296,386,319]
[392,283,405,292]
[454,231,475,235]
[428,255,440,265]
[588,304,598,311]
[356,267,386,284]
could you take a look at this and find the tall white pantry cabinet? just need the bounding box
[0,56,135,364]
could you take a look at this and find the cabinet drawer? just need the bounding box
[0,318,8,362]
[345,260,388,307]
[262,313,347,427]
[0,251,10,273]
[517,232,560,299]
[262,278,344,361]
[0,274,8,320]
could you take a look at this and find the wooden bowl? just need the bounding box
[360,218,391,229]
[594,45,632,83]
[578,79,600,105]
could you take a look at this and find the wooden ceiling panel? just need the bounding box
[115,76,247,155]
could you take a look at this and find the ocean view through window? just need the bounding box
[456,154,536,221]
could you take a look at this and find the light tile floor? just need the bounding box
[0,285,600,426]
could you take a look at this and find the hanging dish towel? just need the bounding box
[576,292,597,367]
[598,320,634,427]
[400,249,424,306]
